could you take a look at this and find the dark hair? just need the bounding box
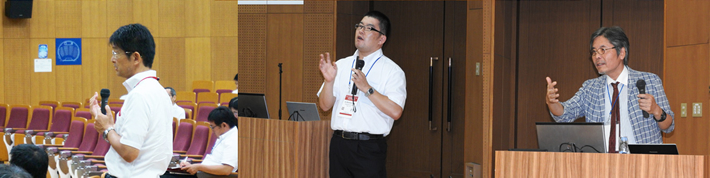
[590,26,629,65]
[234,73,238,81]
[165,87,176,97]
[228,97,238,111]
[10,144,48,178]
[109,23,156,68]
[208,106,237,128]
[364,11,391,37]
[0,164,31,178]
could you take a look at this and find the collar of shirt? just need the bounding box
[352,49,384,64]
[122,70,158,93]
[606,65,629,86]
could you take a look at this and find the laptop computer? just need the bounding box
[286,101,321,121]
[536,122,607,153]
[628,144,679,155]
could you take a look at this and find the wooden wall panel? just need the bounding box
[211,1,238,37]
[3,39,29,104]
[132,0,159,35]
[185,38,212,85]
[80,39,110,102]
[29,39,57,105]
[211,37,238,81]
[664,44,709,156]
[55,1,82,38]
[3,18,29,39]
[185,0,211,37]
[30,0,56,39]
[303,14,332,110]
[492,0,516,155]
[158,0,186,38]
[155,38,187,91]
[266,14,303,120]
[56,64,84,103]
[0,39,4,103]
[237,14,267,94]
[666,0,709,47]
[106,0,133,37]
[81,0,108,38]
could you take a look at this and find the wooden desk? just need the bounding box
[495,151,704,178]
[239,117,331,178]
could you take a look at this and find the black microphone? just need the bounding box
[636,80,649,118]
[351,60,365,95]
[100,89,110,115]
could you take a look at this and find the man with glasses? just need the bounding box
[545,26,674,152]
[318,11,406,178]
[89,23,173,177]
[170,106,238,177]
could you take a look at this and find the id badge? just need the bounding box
[338,94,358,119]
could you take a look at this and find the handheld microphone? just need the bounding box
[351,60,365,95]
[636,80,649,118]
[100,89,110,115]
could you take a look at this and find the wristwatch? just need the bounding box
[364,87,375,97]
[654,110,667,122]
[103,127,115,142]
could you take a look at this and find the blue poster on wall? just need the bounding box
[56,38,82,65]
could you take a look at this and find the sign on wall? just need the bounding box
[56,38,82,65]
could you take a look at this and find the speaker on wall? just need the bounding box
[5,0,33,19]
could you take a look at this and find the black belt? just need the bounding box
[333,130,383,140]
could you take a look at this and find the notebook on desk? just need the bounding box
[628,144,679,155]
[536,122,607,153]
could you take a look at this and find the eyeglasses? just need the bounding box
[355,23,384,35]
[590,47,616,56]
[209,124,217,130]
[112,50,134,58]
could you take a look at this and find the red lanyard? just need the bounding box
[134,76,159,88]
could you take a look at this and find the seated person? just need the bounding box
[9,144,47,178]
[0,164,32,178]
[164,106,238,177]
[228,97,238,117]
[166,87,187,120]
[232,74,238,94]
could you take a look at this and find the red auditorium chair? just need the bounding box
[60,102,83,110]
[195,103,218,122]
[30,107,74,145]
[5,105,53,146]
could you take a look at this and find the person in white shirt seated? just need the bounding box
[228,97,238,117]
[232,74,238,94]
[179,106,238,176]
[165,87,186,120]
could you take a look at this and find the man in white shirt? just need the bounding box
[317,11,406,178]
[232,73,238,94]
[89,23,173,178]
[165,87,186,120]
[178,106,238,176]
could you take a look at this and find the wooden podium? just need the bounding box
[239,117,332,178]
[495,151,704,178]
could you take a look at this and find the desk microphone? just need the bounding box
[351,59,365,95]
[100,89,110,115]
[636,80,649,118]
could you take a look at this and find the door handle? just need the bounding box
[447,57,452,132]
[429,57,438,131]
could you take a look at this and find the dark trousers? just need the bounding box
[329,134,388,178]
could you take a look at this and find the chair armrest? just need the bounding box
[191,159,203,163]
[173,150,187,154]
[91,160,106,164]
[27,129,50,135]
[84,155,105,160]
[180,154,204,159]
[71,151,93,155]
[57,147,79,151]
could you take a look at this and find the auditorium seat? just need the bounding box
[197,92,219,105]
[75,108,92,120]
[178,122,211,159]
[54,120,98,178]
[0,104,8,129]
[192,80,214,93]
[66,130,111,178]
[0,104,31,162]
[31,107,74,145]
[195,103,218,122]
[193,89,211,102]
[39,101,61,110]
[178,102,197,119]
[61,102,83,110]
[214,80,236,91]
[42,117,86,178]
[108,98,124,105]
[184,108,193,120]
[173,119,196,153]
[219,93,238,105]
[5,105,53,146]
[176,91,196,103]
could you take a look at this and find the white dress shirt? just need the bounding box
[317,49,407,136]
[105,70,173,177]
[603,66,637,152]
[202,126,238,172]
[170,104,186,120]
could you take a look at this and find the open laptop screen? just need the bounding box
[536,122,606,153]
[286,101,321,121]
